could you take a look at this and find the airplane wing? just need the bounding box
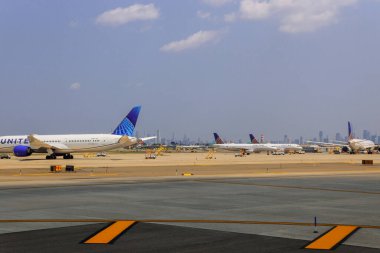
[118,136,156,146]
[28,134,52,149]
[332,140,347,144]
[118,136,138,146]
[139,136,157,142]
[306,140,347,147]
[27,134,69,151]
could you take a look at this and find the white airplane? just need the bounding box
[0,106,155,159]
[249,134,303,152]
[212,133,277,154]
[308,122,377,153]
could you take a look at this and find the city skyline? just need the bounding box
[140,126,380,145]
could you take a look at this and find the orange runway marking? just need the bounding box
[84,220,136,244]
[305,225,359,250]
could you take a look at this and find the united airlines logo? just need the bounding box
[114,119,134,136]
[0,138,29,145]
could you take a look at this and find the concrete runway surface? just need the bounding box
[0,152,380,252]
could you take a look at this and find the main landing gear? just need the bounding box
[46,154,56,159]
[45,154,74,159]
[63,154,74,159]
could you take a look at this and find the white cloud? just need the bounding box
[238,0,357,33]
[69,82,81,90]
[161,30,222,53]
[224,12,237,22]
[202,0,235,7]
[240,0,271,19]
[96,4,159,26]
[197,10,211,19]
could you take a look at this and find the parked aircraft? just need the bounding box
[0,106,155,159]
[212,133,276,154]
[308,122,377,153]
[249,134,303,152]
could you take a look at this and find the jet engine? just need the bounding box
[13,145,33,157]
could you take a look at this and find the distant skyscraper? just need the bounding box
[319,131,323,142]
[284,134,289,143]
[182,134,189,145]
[300,136,303,145]
[363,130,370,140]
[335,132,342,141]
[156,129,160,144]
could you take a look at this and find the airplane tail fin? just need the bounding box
[213,133,224,144]
[249,134,259,144]
[112,106,141,136]
[348,121,353,140]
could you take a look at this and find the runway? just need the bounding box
[1,153,380,252]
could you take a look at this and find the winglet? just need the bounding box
[112,106,141,136]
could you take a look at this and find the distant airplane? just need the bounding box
[164,142,207,150]
[175,144,207,151]
[308,121,377,153]
[249,134,303,152]
[212,133,276,154]
[0,106,155,159]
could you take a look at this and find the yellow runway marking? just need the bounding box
[84,220,136,244]
[198,180,380,195]
[305,226,359,250]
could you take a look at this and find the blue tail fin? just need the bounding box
[348,121,353,140]
[249,134,259,144]
[112,106,141,136]
[213,133,224,144]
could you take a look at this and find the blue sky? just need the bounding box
[1,0,380,142]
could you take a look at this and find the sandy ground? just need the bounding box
[0,152,379,185]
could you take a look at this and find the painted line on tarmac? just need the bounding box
[0,219,379,229]
[304,225,359,250]
[196,179,380,195]
[83,220,136,244]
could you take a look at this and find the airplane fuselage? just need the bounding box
[0,134,137,154]
[267,143,303,152]
[349,138,375,151]
[213,143,277,153]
